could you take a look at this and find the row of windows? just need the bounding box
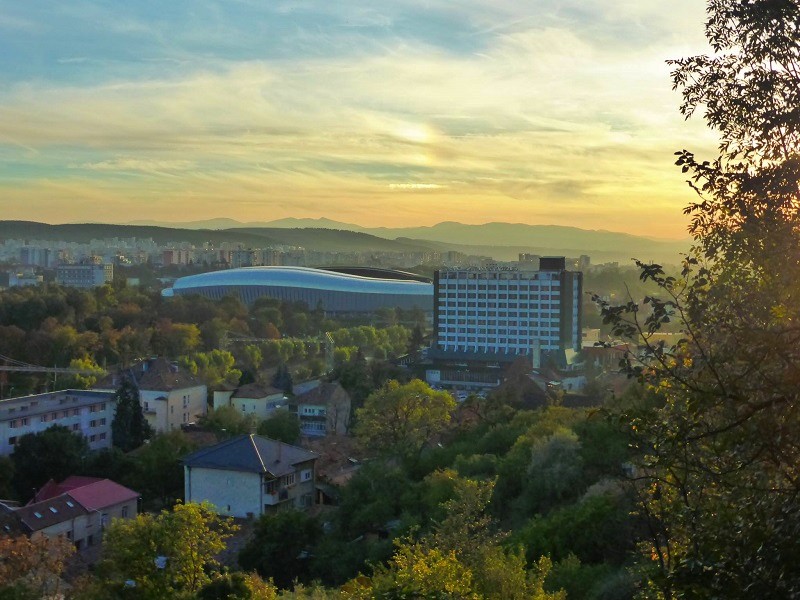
[439,310,560,319]
[439,272,560,281]
[438,283,561,296]
[439,310,561,325]
[439,303,560,311]
[439,318,559,326]
[8,431,106,446]
[8,406,97,428]
[6,400,38,413]
[439,295,559,303]
[440,328,560,335]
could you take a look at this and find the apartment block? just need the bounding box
[433,257,582,363]
[0,390,115,456]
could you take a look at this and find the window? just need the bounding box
[90,435,97,442]
[282,473,296,487]
[301,469,312,482]
[121,506,129,518]
[49,506,58,514]
[99,433,106,440]
[9,420,17,429]
[8,436,16,445]
[264,479,278,494]
[72,424,80,432]
[72,409,80,416]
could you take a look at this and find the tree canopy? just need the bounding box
[95,502,237,598]
[11,425,89,501]
[353,379,456,460]
[596,2,800,596]
[111,376,152,452]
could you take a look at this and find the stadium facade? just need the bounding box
[162,266,433,314]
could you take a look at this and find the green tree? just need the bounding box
[197,572,278,600]
[0,456,14,499]
[62,357,105,389]
[129,430,197,506]
[238,510,322,589]
[111,377,153,452]
[201,405,254,438]
[271,363,293,394]
[96,502,237,597]
[353,379,456,460]
[0,535,74,599]
[180,349,242,389]
[256,410,300,444]
[596,2,800,596]
[11,425,89,501]
[407,323,425,356]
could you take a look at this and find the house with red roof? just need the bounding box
[0,477,139,551]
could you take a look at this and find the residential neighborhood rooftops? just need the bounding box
[232,383,284,399]
[294,381,345,406]
[97,357,202,392]
[62,479,140,512]
[183,434,317,477]
[28,476,140,515]
[12,495,89,533]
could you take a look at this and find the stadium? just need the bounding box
[161,266,433,314]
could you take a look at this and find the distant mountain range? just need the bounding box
[0,219,687,263]
[125,218,688,262]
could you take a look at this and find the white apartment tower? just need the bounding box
[434,257,582,362]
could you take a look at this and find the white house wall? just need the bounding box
[184,466,263,518]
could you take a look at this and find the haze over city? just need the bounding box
[0,1,713,238]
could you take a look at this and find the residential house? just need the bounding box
[183,434,317,518]
[292,381,351,437]
[97,358,207,433]
[0,477,139,551]
[213,383,288,420]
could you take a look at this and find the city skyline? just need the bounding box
[1,1,713,239]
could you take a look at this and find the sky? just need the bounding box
[0,1,716,239]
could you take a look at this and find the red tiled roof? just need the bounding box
[31,476,105,503]
[31,477,139,511]
[66,480,140,511]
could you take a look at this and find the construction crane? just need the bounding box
[0,354,107,398]
[0,354,105,375]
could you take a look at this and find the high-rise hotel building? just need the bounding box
[433,257,582,363]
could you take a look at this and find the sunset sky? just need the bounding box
[0,1,715,239]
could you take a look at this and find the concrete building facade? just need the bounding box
[0,390,115,456]
[183,434,317,518]
[55,263,113,288]
[433,258,582,362]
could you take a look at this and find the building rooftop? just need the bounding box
[232,383,285,399]
[183,434,317,478]
[294,381,347,406]
[12,495,89,533]
[97,357,202,392]
[31,476,140,512]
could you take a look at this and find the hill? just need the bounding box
[121,218,688,262]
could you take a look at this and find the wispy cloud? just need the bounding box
[0,0,710,237]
